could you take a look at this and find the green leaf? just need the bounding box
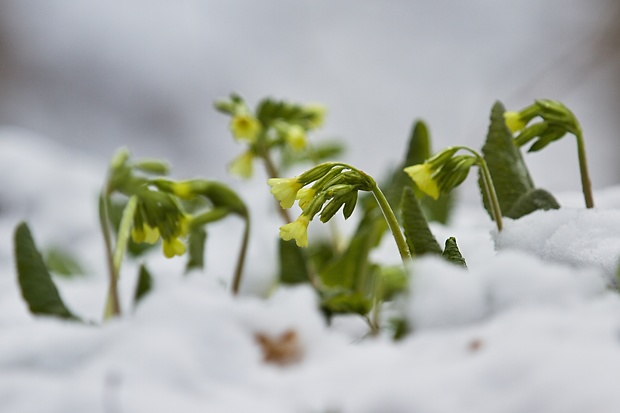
[279,239,310,284]
[134,264,153,306]
[185,226,207,272]
[401,187,442,256]
[320,291,373,316]
[389,317,410,341]
[378,265,408,301]
[441,237,467,268]
[44,247,85,277]
[506,188,560,219]
[14,222,79,320]
[479,101,535,217]
[320,219,384,290]
[386,120,431,208]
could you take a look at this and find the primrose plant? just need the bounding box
[15,148,250,322]
[13,95,592,339]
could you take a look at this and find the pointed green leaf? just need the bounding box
[134,264,153,305]
[14,222,79,320]
[442,237,467,268]
[506,188,560,219]
[401,187,442,256]
[279,239,310,284]
[392,119,454,223]
[320,291,373,316]
[185,226,207,272]
[479,101,535,217]
[386,120,431,208]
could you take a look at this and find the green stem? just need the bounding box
[478,159,503,232]
[231,215,250,295]
[453,147,503,232]
[99,191,121,319]
[576,130,594,208]
[101,193,139,320]
[370,183,412,263]
[113,195,138,273]
[321,162,412,264]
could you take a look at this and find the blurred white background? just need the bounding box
[0,0,619,196]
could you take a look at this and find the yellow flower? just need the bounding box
[228,151,254,179]
[163,237,186,258]
[170,181,195,200]
[279,214,311,247]
[504,111,526,134]
[304,103,327,129]
[284,124,307,151]
[230,114,261,142]
[296,187,316,210]
[131,224,160,244]
[404,163,440,200]
[267,177,303,209]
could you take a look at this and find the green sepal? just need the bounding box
[190,208,230,228]
[132,159,170,175]
[185,226,207,272]
[400,187,442,256]
[506,188,560,219]
[342,191,358,220]
[14,222,79,321]
[527,126,567,153]
[196,181,248,218]
[133,264,153,306]
[441,237,467,268]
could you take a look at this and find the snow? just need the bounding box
[3,127,620,412]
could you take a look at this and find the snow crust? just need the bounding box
[3,132,620,412]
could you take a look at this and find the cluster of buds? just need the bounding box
[404,146,502,231]
[106,149,248,260]
[215,94,327,179]
[268,163,373,247]
[503,99,581,152]
[404,147,478,200]
[504,99,593,209]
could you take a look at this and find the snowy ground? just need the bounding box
[3,129,620,412]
